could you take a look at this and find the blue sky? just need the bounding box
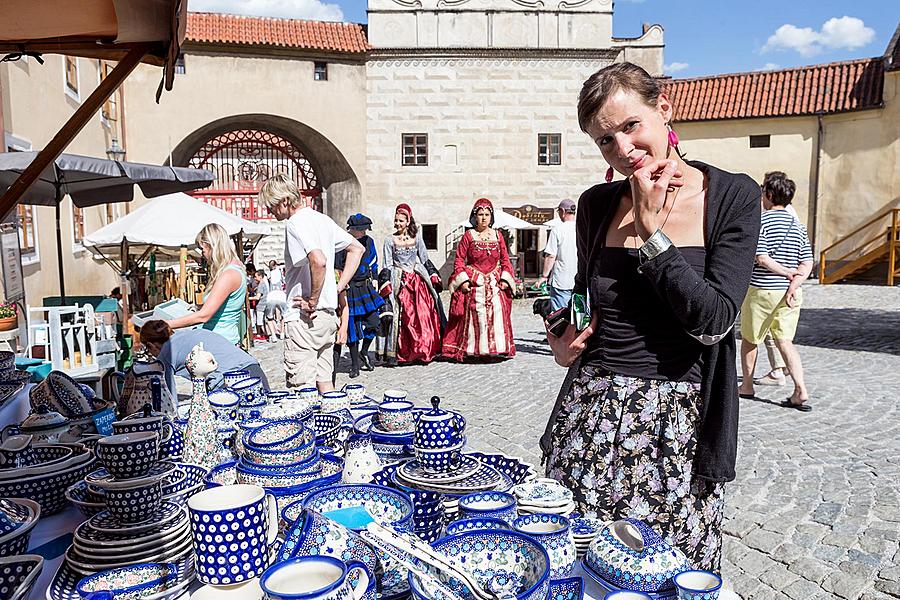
[193,0,897,78]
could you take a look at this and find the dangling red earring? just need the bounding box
[667,126,679,148]
[605,167,614,183]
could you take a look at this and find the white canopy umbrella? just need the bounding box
[84,192,270,251]
[458,209,545,230]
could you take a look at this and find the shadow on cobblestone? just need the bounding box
[793,308,900,355]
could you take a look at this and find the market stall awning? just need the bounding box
[83,192,271,251]
[457,209,546,231]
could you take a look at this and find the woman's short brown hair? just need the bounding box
[577,62,662,133]
[139,320,173,346]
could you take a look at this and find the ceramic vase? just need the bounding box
[342,434,383,484]
[181,344,221,470]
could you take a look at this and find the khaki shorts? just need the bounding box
[740,286,802,345]
[283,311,339,387]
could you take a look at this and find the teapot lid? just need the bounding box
[419,396,452,422]
[21,405,68,430]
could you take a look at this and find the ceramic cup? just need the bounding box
[104,479,163,525]
[223,370,251,388]
[260,556,370,600]
[188,484,279,585]
[295,387,319,409]
[342,383,366,404]
[233,377,266,408]
[413,442,464,474]
[96,432,160,480]
[376,400,415,432]
[382,389,407,403]
[604,593,653,600]
[320,391,350,414]
[674,570,722,600]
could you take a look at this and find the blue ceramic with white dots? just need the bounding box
[412,397,465,450]
[187,484,278,585]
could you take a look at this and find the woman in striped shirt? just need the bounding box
[738,172,814,411]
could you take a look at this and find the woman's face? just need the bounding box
[474,207,492,230]
[585,88,672,179]
[200,242,212,262]
[394,212,409,233]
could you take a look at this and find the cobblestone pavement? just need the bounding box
[249,282,900,600]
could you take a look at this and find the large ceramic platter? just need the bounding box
[65,539,192,575]
[47,553,194,600]
[86,501,182,534]
[393,462,501,495]
[397,455,481,485]
[74,525,190,559]
[74,513,187,548]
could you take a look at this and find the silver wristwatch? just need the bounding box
[638,229,673,262]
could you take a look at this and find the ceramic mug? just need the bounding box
[382,389,407,403]
[188,484,279,585]
[261,556,370,600]
[320,391,350,414]
[295,387,319,409]
[674,570,722,600]
[376,400,415,432]
[342,384,366,404]
[223,369,251,388]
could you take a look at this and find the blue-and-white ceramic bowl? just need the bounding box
[260,555,371,600]
[445,516,511,537]
[585,519,690,594]
[232,377,266,407]
[513,514,577,579]
[673,570,722,600]
[103,479,163,525]
[236,454,323,488]
[0,454,94,516]
[0,554,43,600]
[223,369,251,388]
[265,391,292,403]
[413,525,444,544]
[0,351,15,375]
[313,413,343,448]
[0,498,40,557]
[246,420,314,451]
[96,432,159,480]
[208,389,239,414]
[76,562,178,599]
[413,511,445,531]
[65,481,106,518]
[242,427,316,466]
[458,491,517,524]
[413,443,464,474]
[295,483,413,533]
[408,529,550,600]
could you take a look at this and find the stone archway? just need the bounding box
[169,114,361,220]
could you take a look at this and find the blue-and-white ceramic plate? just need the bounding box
[393,461,501,495]
[397,455,481,484]
[87,501,182,534]
[85,461,177,487]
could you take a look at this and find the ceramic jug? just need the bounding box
[342,434,382,484]
[182,344,221,470]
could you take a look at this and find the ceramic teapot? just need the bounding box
[584,518,690,593]
[413,396,465,450]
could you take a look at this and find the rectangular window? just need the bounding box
[538,133,561,165]
[402,134,428,166]
[64,56,79,97]
[106,204,117,225]
[749,134,770,148]
[17,205,36,254]
[422,224,438,251]
[100,61,117,121]
[174,54,186,75]
[72,205,85,247]
[314,62,328,81]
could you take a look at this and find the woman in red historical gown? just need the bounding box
[443,198,516,361]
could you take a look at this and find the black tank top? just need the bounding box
[583,246,707,383]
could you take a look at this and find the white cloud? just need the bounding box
[762,16,875,57]
[190,0,344,21]
[664,62,690,74]
[754,62,782,71]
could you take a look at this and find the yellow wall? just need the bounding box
[1,56,121,308]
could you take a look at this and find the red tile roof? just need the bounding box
[666,58,885,122]
[186,12,369,54]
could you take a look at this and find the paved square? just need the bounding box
[250,282,900,599]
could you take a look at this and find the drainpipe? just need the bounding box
[809,111,825,255]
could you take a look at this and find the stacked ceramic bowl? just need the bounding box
[0,498,40,557]
[512,478,576,517]
[0,554,43,600]
[570,515,605,558]
[229,376,267,420]
[0,440,95,515]
[65,429,193,579]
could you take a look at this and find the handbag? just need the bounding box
[117,359,177,418]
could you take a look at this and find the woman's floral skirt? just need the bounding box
[546,365,725,571]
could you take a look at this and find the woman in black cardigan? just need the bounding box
[541,62,760,571]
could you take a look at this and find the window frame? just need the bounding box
[71,203,86,253]
[314,61,328,81]
[749,134,771,148]
[402,133,429,167]
[538,133,562,166]
[421,224,439,251]
[5,134,39,265]
[99,61,117,124]
[63,56,80,101]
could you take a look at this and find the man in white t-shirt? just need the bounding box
[537,199,577,311]
[258,175,364,392]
